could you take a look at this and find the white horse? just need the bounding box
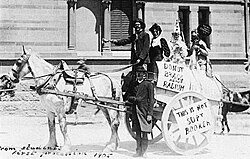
[7,47,123,153]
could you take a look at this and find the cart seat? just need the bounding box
[61,70,85,85]
[64,77,84,85]
[153,106,164,112]
[155,94,173,105]
[59,60,85,85]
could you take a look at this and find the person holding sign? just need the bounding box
[148,23,170,82]
[189,29,212,76]
[128,66,154,157]
[167,20,188,64]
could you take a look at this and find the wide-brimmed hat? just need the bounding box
[133,18,146,29]
[149,23,162,34]
[77,58,86,65]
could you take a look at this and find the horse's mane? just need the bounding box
[28,54,55,78]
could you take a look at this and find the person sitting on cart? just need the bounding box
[77,58,90,77]
[127,66,154,157]
[189,29,212,77]
[148,23,170,82]
[167,20,188,64]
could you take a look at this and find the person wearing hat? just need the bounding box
[127,66,154,157]
[167,20,188,64]
[189,29,212,76]
[148,23,170,82]
[77,58,90,76]
[103,18,150,71]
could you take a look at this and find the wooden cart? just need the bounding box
[14,60,224,155]
[124,61,223,155]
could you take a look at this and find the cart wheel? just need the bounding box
[161,91,214,155]
[125,111,162,144]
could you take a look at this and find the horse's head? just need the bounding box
[0,46,30,97]
[10,46,31,83]
[232,92,242,102]
[121,71,136,100]
[0,74,15,97]
[238,91,250,104]
[121,71,132,93]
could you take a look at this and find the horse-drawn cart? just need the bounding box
[1,48,249,155]
[124,61,223,155]
[18,60,222,155]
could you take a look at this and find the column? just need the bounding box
[136,1,145,20]
[102,0,112,55]
[67,0,77,50]
[245,0,249,59]
[190,6,199,31]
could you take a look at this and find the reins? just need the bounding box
[214,75,232,93]
[19,57,232,95]
[99,61,139,73]
[21,61,138,81]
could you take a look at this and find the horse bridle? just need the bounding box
[11,54,31,83]
[11,54,61,92]
[0,75,15,97]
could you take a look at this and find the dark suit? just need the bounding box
[129,79,154,156]
[148,38,170,81]
[135,80,154,131]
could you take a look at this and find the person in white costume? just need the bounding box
[167,20,188,64]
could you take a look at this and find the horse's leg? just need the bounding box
[224,104,231,133]
[73,111,78,125]
[225,115,230,133]
[73,99,83,125]
[44,111,58,148]
[99,106,111,125]
[103,108,120,152]
[57,112,71,153]
[220,116,225,135]
[221,111,230,134]
[220,104,228,135]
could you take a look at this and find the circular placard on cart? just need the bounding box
[161,91,215,155]
[197,24,212,37]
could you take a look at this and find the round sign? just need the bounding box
[197,24,212,37]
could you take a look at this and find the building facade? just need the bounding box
[0,0,249,73]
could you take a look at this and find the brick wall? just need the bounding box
[0,0,70,58]
[211,4,244,58]
[145,1,246,59]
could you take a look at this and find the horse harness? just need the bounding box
[15,56,117,114]
[52,70,117,114]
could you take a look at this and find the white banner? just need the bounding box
[156,61,191,92]
[173,100,213,138]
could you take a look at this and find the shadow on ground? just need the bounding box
[70,140,179,157]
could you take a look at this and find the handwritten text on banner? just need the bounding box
[156,61,190,92]
[173,100,213,138]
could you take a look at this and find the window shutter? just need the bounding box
[198,7,211,49]
[111,0,132,50]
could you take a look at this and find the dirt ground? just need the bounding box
[1,98,250,159]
